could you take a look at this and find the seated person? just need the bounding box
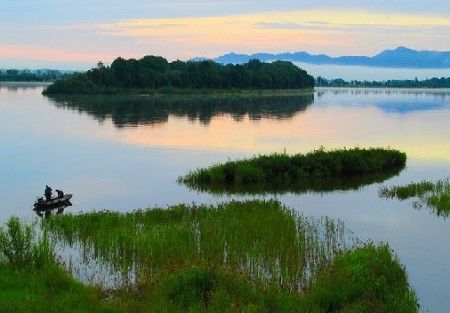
[56,189,64,198]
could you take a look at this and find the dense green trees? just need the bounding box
[43,56,315,94]
[0,69,70,82]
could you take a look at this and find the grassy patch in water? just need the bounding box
[108,244,418,313]
[1,201,418,312]
[379,178,450,217]
[178,148,406,193]
[44,200,352,289]
[0,217,116,313]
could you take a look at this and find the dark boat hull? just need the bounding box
[34,194,73,210]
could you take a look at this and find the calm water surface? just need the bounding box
[1,83,449,312]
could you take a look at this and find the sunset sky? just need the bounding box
[1,0,450,69]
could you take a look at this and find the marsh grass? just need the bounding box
[1,204,418,312]
[0,216,53,269]
[178,148,406,193]
[43,200,356,290]
[303,243,418,313]
[0,262,117,313]
[0,217,118,312]
[379,178,450,217]
[184,169,404,196]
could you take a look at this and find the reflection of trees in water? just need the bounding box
[315,87,449,113]
[46,93,314,127]
[0,82,50,92]
[182,168,404,196]
[316,87,450,97]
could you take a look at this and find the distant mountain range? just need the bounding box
[211,47,450,69]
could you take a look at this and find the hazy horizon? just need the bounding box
[2,51,449,82]
[1,0,449,69]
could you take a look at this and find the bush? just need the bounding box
[0,217,33,268]
[0,217,53,268]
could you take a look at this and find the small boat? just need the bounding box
[34,194,73,211]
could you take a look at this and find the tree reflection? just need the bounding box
[182,168,404,195]
[45,93,314,127]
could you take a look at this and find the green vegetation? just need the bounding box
[0,217,49,268]
[0,69,71,82]
[42,56,314,94]
[1,201,418,312]
[379,178,450,217]
[44,200,352,289]
[0,217,115,313]
[316,76,450,88]
[178,148,407,192]
[304,243,418,312]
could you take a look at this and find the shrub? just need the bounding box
[0,217,53,268]
[0,217,33,268]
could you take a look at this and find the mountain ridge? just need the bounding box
[212,47,450,69]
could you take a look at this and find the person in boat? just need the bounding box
[44,185,52,201]
[56,189,64,198]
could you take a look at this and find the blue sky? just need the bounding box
[1,0,449,69]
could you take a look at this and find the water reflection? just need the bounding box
[45,93,314,127]
[0,82,50,92]
[182,168,404,195]
[33,201,72,218]
[316,87,450,113]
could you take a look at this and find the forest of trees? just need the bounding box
[315,76,450,88]
[0,69,71,82]
[42,56,315,94]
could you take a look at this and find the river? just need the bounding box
[0,82,449,312]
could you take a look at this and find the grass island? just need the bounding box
[178,147,407,192]
[379,178,450,217]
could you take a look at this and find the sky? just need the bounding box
[1,0,450,70]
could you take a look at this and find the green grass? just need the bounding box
[0,217,117,313]
[43,200,354,289]
[0,264,117,313]
[178,148,406,193]
[303,244,418,313]
[1,201,418,312]
[379,178,450,217]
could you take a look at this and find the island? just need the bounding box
[42,55,315,95]
[178,147,407,193]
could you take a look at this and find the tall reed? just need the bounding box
[43,200,356,289]
[379,178,450,217]
[0,216,53,269]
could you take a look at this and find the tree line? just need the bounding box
[0,69,71,82]
[43,56,315,94]
[316,76,450,88]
